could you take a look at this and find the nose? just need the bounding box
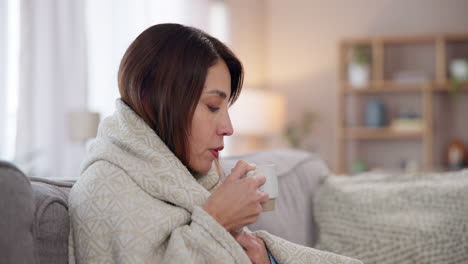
[218,111,234,136]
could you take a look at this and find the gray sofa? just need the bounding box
[0,149,328,264]
[0,161,74,264]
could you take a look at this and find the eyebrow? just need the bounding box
[204,90,227,99]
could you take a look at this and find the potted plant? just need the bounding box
[348,45,371,88]
[449,54,468,98]
[284,111,316,150]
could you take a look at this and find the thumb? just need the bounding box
[226,160,256,181]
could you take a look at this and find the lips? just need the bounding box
[209,146,224,159]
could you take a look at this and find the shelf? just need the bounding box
[444,33,468,42]
[433,82,468,92]
[343,86,424,94]
[341,38,372,46]
[342,81,428,94]
[342,81,468,94]
[344,127,424,140]
[342,33,468,45]
[337,32,468,174]
[382,35,435,44]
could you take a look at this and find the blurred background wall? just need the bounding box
[227,0,468,169]
[1,0,468,177]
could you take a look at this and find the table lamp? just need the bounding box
[228,88,286,154]
[68,111,100,142]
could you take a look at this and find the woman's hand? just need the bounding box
[231,231,270,264]
[203,160,269,231]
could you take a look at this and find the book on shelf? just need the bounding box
[392,71,430,85]
[391,118,423,132]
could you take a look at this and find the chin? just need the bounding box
[190,160,213,174]
[198,163,213,174]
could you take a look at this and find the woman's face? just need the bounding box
[187,59,234,173]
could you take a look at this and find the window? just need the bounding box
[0,0,228,160]
[86,0,229,120]
[0,0,20,161]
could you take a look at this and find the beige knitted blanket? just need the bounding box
[68,99,361,264]
[315,171,468,264]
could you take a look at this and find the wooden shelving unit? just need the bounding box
[344,127,424,140]
[336,33,468,174]
[432,82,468,92]
[341,82,426,94]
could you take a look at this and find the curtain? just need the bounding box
[0,0,7,159]
[0,0,20,161]
[14,0,219,178]
[86,0,212,118]
[16,0,88,178]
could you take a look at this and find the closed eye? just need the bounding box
[208,105,220,112]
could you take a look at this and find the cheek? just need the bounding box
[190,126,212,152]
[191,110,216,140]
[189,110,209,153]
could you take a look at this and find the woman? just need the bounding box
[68,24,361,264]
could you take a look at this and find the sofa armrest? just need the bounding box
[0,161,37,264]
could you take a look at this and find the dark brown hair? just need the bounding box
[118,23,243,167]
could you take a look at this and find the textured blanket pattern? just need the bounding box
[68,99,361,264]
[315,170,468,264]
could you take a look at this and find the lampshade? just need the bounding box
[229,89,286,136]
[68,111,100,141]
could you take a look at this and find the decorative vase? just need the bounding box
[365,99,386,127]
[348,62,370,88]
[450,59,468,81]
[446,139,465,171]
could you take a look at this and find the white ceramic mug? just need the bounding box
[246,164,279,212]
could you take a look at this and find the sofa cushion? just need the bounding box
[220,149,329,247]
[0,161,37,264]
[29,177,73,264]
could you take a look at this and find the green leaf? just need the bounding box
[354,45,370,65]
[450,77,461,100]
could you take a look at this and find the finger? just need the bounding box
[246,206,262,225]
[254,236,266,247]
[232,233,248,251]
[253,173,266,188]
[228,160,256,181]
[233,231,247,244]
[245,233,264,251]
[235,232,256,251]
[258,191,270,203]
